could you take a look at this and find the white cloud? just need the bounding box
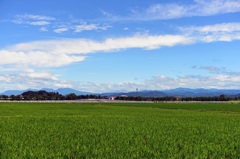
[25,69,58,81]
[193,66,240,76]
[54,28,69,33]
[0,22,239,69]
[0,34,191,69]
[13,14,111,34]
[182,23,240,33]
[194,0,240,15]
[53,23,110,33]
[0,50,86,67]
[1,21,240,68]
[14,14,55,26]
[48,74,240,92]
[73,23,111,32]
[39,27,48,32]
[180,22,240,42]
[9,34,192,54]
[74,23,98,32]
[0,69,59,91]
[0,34,192,69]
[148,75,240,90]
[28,21,50,26]
[111,0,240,21]
[16,14,55,21]
[1,71,240,92]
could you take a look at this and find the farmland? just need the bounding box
[1,102,240,158]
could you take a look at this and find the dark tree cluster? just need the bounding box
[0,90,101,101]
[115,94,239,102]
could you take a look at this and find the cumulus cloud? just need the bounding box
[0,69,59,90]
[41,74,240,92]
[1,70,240,92]
[89,74,240,92]
[144,75,240,90]
[24,69,58,81]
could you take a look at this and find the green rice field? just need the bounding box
[1,102,240,158]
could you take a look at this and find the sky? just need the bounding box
[0,0,240,92]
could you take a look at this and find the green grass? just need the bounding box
[1,102,240,158]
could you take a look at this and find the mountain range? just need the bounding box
[1,87,240,97]
[103,88,240,97]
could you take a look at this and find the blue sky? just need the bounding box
[0,0,240,92]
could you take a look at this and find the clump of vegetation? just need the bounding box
[0,90,101,100]
[0,102,240,158]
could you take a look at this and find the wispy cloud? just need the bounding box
[1,22,240,69]
[53,27,69,33]
[105,0,240,21]
[16,14,55,21]
[74,23,110,33]
[14,14,55,26]
[13,14,111,33]
[0,34,190,68]
[141,0,240,20]
[39,27,48,32]
[53,23,111,34]
[182,23,240,33]
[180,22,240,42]
[28,21,50,26]
[192,66,240,76]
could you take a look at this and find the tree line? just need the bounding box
[0,90,101,101]
[115,94,240,102]
[0,90,239,101]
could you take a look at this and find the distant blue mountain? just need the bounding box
[41,88,92,95]
[0,88,91,96]
[101,88,240,97]
[0,89,39,96]
[40,88,55,92]
[1,87,240,97]
[163,88,240,97]
[0,90,25,96]
[55,88,90,95]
